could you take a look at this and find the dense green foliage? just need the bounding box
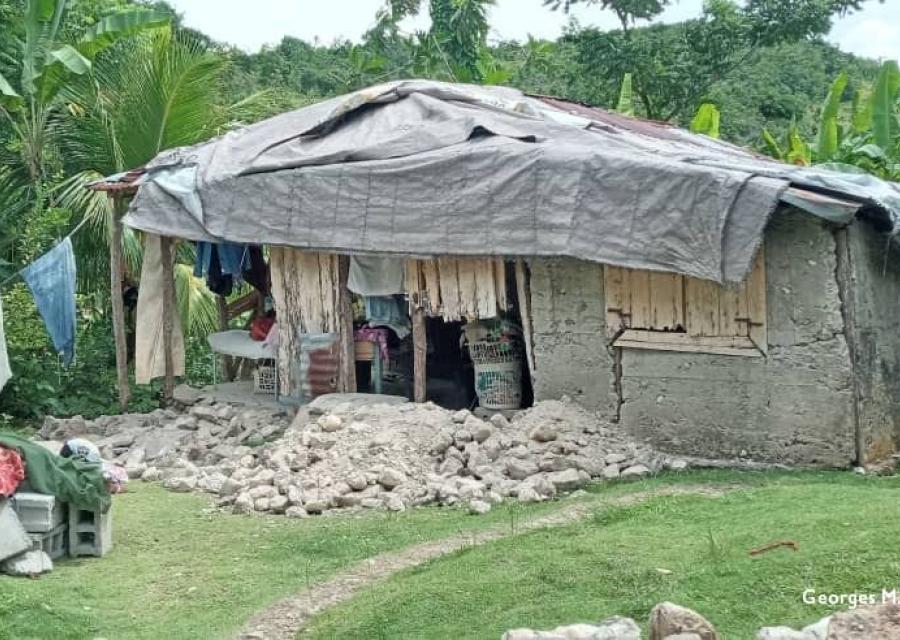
[0,0,893,427]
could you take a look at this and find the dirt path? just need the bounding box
[235,485,728,640]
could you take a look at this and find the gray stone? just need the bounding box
[468,499,491,515]
[517,486,543,503]
[1,549,53,576]
[601,465,620,480]
[452,409,470,424]
[285,506,308,518]
[318,414,344,432]
[384,494,406,512]
[304,499,329,514]
[529,423,558,442]
[547,468,587,492]
[502,630,540,640]
[346,472,368,492]
[378,467,406,490]
[604,453,627,465]
[490,413,511,429]
[650,602,718,640]
[0,502,32,562]
[668,459,689,471]
[756,628,817,640]
[593,616,642,640]
[621,464,651,478]
[825,603,900,639]
[174,415,198,430]
[197,473,227,494]
[666,635,703,640]
[269,495,289,513]
[219,477,245,496]
[248,485,277,500]
[507,459,539,480]
[163,475,198,492]
[233,493,254,514]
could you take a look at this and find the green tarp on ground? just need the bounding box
[0,433,111,512]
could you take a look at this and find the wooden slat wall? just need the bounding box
[604,251,767,345]
[408,257,506,321]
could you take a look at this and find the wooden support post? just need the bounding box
[109,196,131,410]
[159,236,176,405]
[412,305,426,403]
[216,295,234,381]
[337,255,356,393]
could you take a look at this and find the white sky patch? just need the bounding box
[167,0,900,62]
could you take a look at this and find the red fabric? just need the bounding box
[0,446,25,497]
[250,316,275,342]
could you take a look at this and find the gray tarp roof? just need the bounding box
[122,80,900,285]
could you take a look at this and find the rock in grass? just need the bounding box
[2,550,53,576]
[621,464,651,478]
[468,499,491,515]
[825,603,900,639]
[649,602,718,640]
[756,627,817,640]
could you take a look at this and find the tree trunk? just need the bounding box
[413,306,426,403]
[160,236,176,405]
[110,196,131,410]
[216,295,234,381]
[338,255,357,393]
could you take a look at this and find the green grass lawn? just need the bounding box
[0,483,574,640]
[305,471,900,640]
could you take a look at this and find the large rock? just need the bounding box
[650,602,718,640]
[0,502,32,562]
[757,627,818,640]
[378,467,406,490]
[547,468,588,492]
[826,603,900,639]
[502,617,640,640]
[1,549,53,576]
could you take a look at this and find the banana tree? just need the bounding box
[761,61,900,179]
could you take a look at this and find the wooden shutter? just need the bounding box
[604,248,767,355]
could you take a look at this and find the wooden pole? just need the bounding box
[109,196,131,410]
[412,303,426,403]
[337,255,357,393]
[216,295,234,381]
[159,236,176,405]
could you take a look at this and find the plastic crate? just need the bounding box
[254,363,277,395]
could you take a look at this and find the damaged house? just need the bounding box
[100,80,900,469]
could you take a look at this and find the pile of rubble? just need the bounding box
[41,396,688,518]
[503,600,898,639]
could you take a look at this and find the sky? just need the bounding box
[165,0,900,63]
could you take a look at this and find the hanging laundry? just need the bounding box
[364,295,410,339]
[20,237,77,365]
[0,296,10,392]
[135,234,186,384]
[194,242,256,296]
[348,256,406,296]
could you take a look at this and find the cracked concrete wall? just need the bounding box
[840,219,900,463]
[528,258,617,419]
[530,209,858,466]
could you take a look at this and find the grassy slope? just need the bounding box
[305,472,900,640]
[0,483,571,640]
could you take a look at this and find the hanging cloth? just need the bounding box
[135,234,186,384]
[0,296,10,392]
[20,237,77,365]
[348,256,406,296]
[194,242,253,296]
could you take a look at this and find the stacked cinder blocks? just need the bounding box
[68,506,113,557]
[11,493,68,560]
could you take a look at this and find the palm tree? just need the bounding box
[62,27,232,338]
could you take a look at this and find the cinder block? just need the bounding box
[28,523,68,560]
[67,506,112,558]
[0,500,32,561]
[11,492,67,533]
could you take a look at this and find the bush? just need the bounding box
[0,284,215,431]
